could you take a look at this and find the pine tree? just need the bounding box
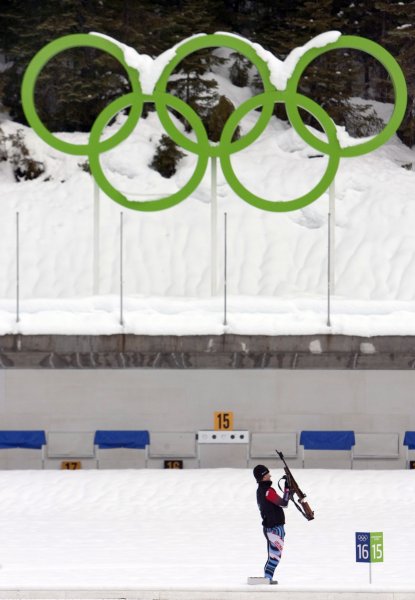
[150,134,186,178]
[229,52,250,87]
[1,0,130,131]
[8,129,45,181]
[205,95,240,142]
[287,0,354,129]
[164,0,226,127]
[373,1,415,146]
[0,128,7,162]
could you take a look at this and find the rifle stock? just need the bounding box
[276,450,315,521]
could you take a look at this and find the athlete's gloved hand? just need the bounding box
[282,485,291,505]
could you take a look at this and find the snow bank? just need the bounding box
[1,35,415,336]
[2,296,415,337]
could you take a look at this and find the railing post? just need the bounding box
[211,156,217,295]
[327,180,335,327]
[120,212,124,327]
[329,180,335,293]
[93,180,100,295]
[16,211,20,323]
[223,212,228,326]
[327,211,331,327]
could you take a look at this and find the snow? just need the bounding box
[1,34,415,337]
[91,32,207,94]
[218,30,342,91]
[2,296,415,336]
[92,31,342,94]
[0,467,413,590]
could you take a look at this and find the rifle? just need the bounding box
[276,450,315,521]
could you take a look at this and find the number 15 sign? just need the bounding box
[355,532,383,584]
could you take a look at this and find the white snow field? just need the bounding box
[1,33,415,337]
[0,467,414,599]
[1,32,414,600]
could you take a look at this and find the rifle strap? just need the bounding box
[290,493,309,520]
[279,478,309,520]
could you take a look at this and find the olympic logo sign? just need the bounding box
[21,33,407,212]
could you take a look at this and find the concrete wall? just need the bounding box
[1,369,414,469]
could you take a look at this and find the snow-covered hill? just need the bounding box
[1,45,415,336]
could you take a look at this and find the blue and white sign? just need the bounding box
[355,532,370,563]
[355,531,384,585]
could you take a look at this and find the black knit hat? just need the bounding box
[253,464,269,482]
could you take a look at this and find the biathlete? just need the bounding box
[253,464,290,584]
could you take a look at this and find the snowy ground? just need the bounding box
[0,468,414,590]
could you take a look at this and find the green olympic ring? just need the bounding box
[21,34,142,156]
[89,92,209,211]
[220,91,340,212]
[21,32,407,212]
[153,33,276,159]
[284,36,408,159]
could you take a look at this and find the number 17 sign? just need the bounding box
[355,532,383,583]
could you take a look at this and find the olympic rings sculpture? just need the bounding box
[21,32,407,212]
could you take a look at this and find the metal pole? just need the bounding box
[120,212,124,327]
[223,212,228,326]
[327,212,331,327]
[211,156,218,296]
[329,180,335,293]
[16,211,20,323]
[93,180,100,295]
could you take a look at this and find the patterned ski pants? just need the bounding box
[263,525,285,580]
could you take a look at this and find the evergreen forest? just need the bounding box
[0,0,414,153]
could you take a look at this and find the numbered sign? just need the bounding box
[61,461,81,470]
[214,412,234,431]
[164,460,183,469]
[355,532,370,562]
[355,532,384,563]
[370,532,383,563]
